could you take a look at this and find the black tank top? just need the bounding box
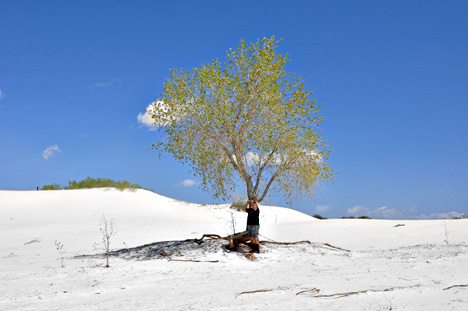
[247,207,260,226]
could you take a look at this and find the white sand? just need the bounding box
[1,189,467,310]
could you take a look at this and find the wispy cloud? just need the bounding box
[42,145,61,160]
[174,179,198,187]
[315,205,332,214]
[410,211,466,220]
[347,205,466,220]
[88,78,122,90]
[0,89,5,100]
[347,205,404,219]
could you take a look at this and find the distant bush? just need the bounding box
[41,177,142,191]
[41,183,62,190]
[65,177,141,190]
[313,214,327,220]
[358,216,372,219]
[230,195,248,211]
[452,214,468,219]
[341,216,372,219]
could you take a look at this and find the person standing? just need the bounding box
[243,199,260,253]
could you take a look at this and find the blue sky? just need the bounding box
[1,0,467,219]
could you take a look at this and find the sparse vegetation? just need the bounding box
[230,195,248,211]
[313,214,327,220]
[40,177,142,191]
[42,183,62,190]
[341,216,372,219]
[66,177,141,190]
[54,240,65,268]
[100,215,117,268]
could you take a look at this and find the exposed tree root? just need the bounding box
[159,250,218,263]
[185,234,225,245]
[443,284,468,290]
[168,258,219,263]
[260,240,311,246]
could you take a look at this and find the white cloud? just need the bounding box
[175,179,198,187]
[0,89,4,100]
[137,102,158,130]
[315,205,331,214]
[241,151,282,167]
[42,145,61,160]
[346,205,466,220]
[244,152,261,167]
[138,100,181,129]
[369,206,403,219]
[347,205,370,216]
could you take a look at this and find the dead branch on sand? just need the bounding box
[312,287,394,298]
[296,288,320,295]
[443,284,468,290]
[323,243,351,252]
[236,289,274,297]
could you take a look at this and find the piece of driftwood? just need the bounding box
[394,224,405,227]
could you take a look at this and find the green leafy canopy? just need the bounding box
[150,36,335,203]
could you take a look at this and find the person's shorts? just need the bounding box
[247,225,259,238]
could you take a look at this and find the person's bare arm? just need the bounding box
[243,200,251,212]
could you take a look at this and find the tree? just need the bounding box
[149,36,334,203]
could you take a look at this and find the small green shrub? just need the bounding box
[41,177,143,191]
[65,177,141,190]
[41,183,62,190]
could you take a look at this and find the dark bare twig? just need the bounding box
[312,288,394,298]
[236,289,274,297]
[323,243,351,252]
[296,288,320,295]
[443,284,468,290]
